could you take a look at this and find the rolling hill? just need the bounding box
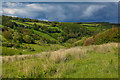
[1,15,119,78]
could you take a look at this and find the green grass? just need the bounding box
[62,53,118,78]
[0,25,4,28]
[33,30,59,43]
[86,27,100,31]
[25,22,50,27]
[11,20,29,26]
[73,37,87,46]
[2,47,33,56]
[24,43,64,53]
[49,33,62,39]
[2,43,64,56]
[2,43,118,78]
[80,23,99,26]
[80,23,111,33]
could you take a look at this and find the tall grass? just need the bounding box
[2,43,118,78]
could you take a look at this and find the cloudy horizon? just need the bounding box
[2,2,118,23]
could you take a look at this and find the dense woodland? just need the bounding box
[0,15,120,56]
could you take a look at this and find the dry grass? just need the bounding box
[2,42,118,63]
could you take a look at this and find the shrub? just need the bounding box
[65,53,72,62]
[83,37,94,46]
[73,37,87,46]
[31,48,35,51]
[22,29,32,35]
[3,31,13,40]
[13,43,20,48]
[23,35,33,43]
[47,27,61,33]
[32,34,40,40]
[19,52,22,55]
[2,26,8,31]
[66,38,77,44]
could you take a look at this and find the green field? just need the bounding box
[11,20,29,26]
[33,30,58,43]
[25,22,50,27]
[2,43,118,78]
[80,23,99,26]
[2,44,64,56]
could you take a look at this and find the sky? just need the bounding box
[1,2,119,23]
[1,0,120,2]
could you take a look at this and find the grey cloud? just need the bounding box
[2,2,118,23]
[2,0,120,2]
[81,5,106,18]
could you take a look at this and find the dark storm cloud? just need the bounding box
[2,2,118,23]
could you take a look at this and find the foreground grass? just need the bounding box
[2,43,118,78]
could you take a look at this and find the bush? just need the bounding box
[23,35,33,43]
[47,27,61,33]
[73,37,87,46]
[22,29,32,35]
[19,52,22,55]
[66,38,77,44]
[83,37,94,46]
[13,43,20,48]
[31,48,35,51]
[65,53,72,62]
[3,31,13,40]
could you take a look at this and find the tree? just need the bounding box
[17,27,23,33]
[33,34,40,40]
[4,21,17,28]
[33,23,39,30]
[13,32,23,43]
[2,26,8,31]
[41,26,44,31]
[22,29,32,35]
[23,35,33,43]
[3,31,13,40]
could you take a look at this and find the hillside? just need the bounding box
[2,43,118,78]
[74,27,120,46]
[1,15,119,78]
[1,15,119,56]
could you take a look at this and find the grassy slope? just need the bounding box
[11,20,59,43]
[2,43,64,56]
[73,27,119,46]
[33,30,58,43]
[11,20,29,26]
[2,43,118,78]
[79,23,112,33]
[25,22,50,26]
[12,20,50,27]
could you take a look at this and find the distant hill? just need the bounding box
[74,27,119,46]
